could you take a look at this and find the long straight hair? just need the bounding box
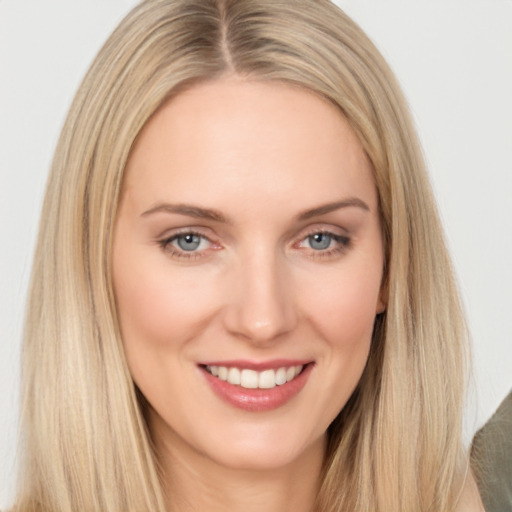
[16,1,469,510]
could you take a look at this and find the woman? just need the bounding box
[14,0,483,510]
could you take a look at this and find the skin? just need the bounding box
[457,477,485,512]
[112,77,386,511]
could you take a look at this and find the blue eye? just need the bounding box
[307,233,333,250]
[158,231,221,261]
[297,230,351,258]
[175,233,202,251]
[159,232,213,257]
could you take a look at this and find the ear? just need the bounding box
[376,275,388,315]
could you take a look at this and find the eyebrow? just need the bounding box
[141,203,228,222]
[140,197,370,223]
[297,198,370,220]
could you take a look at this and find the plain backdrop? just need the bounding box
[1,0,511,507]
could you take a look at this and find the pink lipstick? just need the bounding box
[199,360,313,412]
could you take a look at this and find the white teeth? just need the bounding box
[259,369,276,389]
[275,367,287,385]
[218,366,228,381]
[227,367,241,385]
[240,369,259,389]
[206,364,304,389]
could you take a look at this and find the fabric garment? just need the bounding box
[472,389,512,512]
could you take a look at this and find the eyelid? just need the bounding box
[155,224,216,240]
[294,223,350,242]
[296,230,349,248]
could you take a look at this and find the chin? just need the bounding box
[191,421,326,473]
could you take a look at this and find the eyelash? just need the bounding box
[297,230,351,259]
[158,230,215,260]
[158,229,351,261]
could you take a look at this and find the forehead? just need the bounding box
[123,78,377,212]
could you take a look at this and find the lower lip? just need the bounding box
[200,364,313,412]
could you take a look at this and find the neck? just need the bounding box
[154,426,325,512]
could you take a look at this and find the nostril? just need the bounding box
[222,298,298,344]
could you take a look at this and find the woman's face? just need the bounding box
[113,78,385,472]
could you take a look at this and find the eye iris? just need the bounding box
[309,233,331,250]
[177,234,201,251]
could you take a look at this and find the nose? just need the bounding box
[222,250,298,344]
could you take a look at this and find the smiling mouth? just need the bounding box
[200,361,313,411]
[204,364,305,389]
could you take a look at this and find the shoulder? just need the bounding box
[471,390,512,512]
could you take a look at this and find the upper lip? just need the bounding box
[198,359,313,371]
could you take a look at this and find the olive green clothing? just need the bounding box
[472,390,512,512]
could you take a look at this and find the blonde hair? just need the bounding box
[16,0,470,510]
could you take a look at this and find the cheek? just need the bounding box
[305,264,381,416]
[292,264,381,433]
[112,250,221,411]
[113,248,218,354]
[299,262,382,349]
